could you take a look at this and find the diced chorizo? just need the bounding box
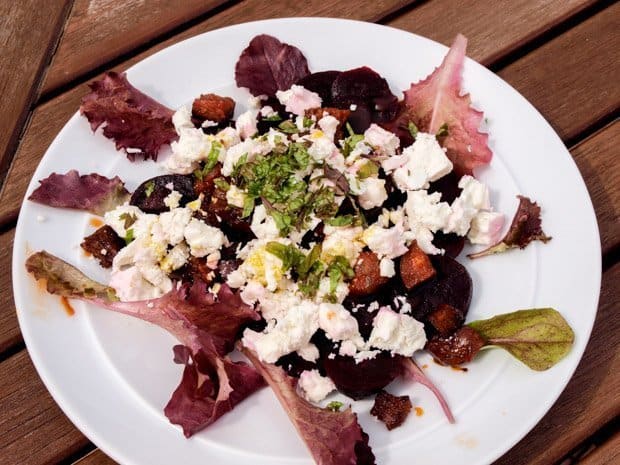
[399,241,436,290]
[80,225,125,268]
[192,94,235,123]
[348,251,389,296]
[370,390,413,430]
[305,107,351,141]
[426,326,486,366]
[427,303,464,336]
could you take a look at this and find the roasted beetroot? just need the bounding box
[405,255,473,323]
[323,353,403,399]
[192,94,235,123]
[426,326,485,366]
[432,232,466,259]
[130,174,194,213]
[427,303,464,337]
[276,352,318,378]
[370,390,412,430]
[399,242,436,290]
[80,225,124,268]
[296,71,341,106]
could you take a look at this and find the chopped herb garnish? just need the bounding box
[241,196,255,218]
[326,401,344,412]
[144,180,155,198]
[297,243,322,279]
[278,120,298,134]
[357,160,379,179]
[408,121,419,139]
[341,133,365,157]
[213,178,230,191]
[345,122,355,137]
[124,228,135,245]
[325,215,355,227]
[119,212,137,229]
[436,123,449,137]
[302,116,314,128]
[262,113,282,122]
[265,242,304,271]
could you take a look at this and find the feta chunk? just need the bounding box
[390,132,453,191]
[379,257,395,277]
[445,175,491,236]
[362,224,408,259]
[367,307,427,356]
[241,301,319,363]
[364,124,400,157]
[160,243,189,273]
[403,190,452,254]
[104,204,143,238]
[163,190,182,209]
[158,208,192,246]
[318,303,362,342]
[357,177,388,210]
[109,267,167,301]
[308,135,337,162]
[235,110,258,140]
[184,218,225,257]
[468,211,505,245]
[226,185,246,208]
[318,115,339,141]
[276,85,322,115]
[250,204,280,240]
[321,225,364,266]
[298,370,336,403]
[221,138,271,176]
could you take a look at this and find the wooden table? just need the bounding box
[0,1,618,464]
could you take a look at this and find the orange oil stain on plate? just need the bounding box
[89,217,104,228]
[59,296,75,316]
[451,365,468,372]
[414,407,424,417]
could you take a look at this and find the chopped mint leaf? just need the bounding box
[124,228,135,245]
[341,134,365,157]
[119,212,137,229]
[325,215,355,227]
[204,140,222,172]
[303,116,314,128]
[241,196,255,218]
[408,121,419,139]
[231,153,248,178]
[297,243,322,279]
[326,401,344,412]
[262,114,282,122]
[265,242,304,271]
[357,160,379,179]
[436,123,449,137]
[345,122,356,137]
[278,120,298,134]
[144,180,155,198]
[214,178,230,191]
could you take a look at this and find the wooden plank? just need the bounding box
[41,0,230,95]
[0,230,19,354]
[0,350,89,465]
[0,0,413,226]
[0,0,71,179]
[497,2,620,142]
[493,262,620,465]
[579,431,620,465]
[571,121,620,256]
[73,449,116,465]
[386,0,597,65]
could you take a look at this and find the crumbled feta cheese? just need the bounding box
[260,105,277,117]
[215,126,240,149]
[163,190,182,209]
[298,343,320,362]
[367,307,427,356]
[316,277,349,304]
[468,211,505,245]
[240,280,266,305]
[233,242,287,291]
[364,124,400,157]
[241,301,319,363]
[445,175,491,236]
[318,303,362,342]
[276,85,322,115]
[172,105,194,131]
[226,185,246,209]
[379,258,395,277]
[403,191,451,254]
[389,132,453,191]
[362,224,408,259]
[250,204,280,240]
[184,218,225,257]
[357,177,388,210]
[221,138,271,176]
[201,120,218,129]
[104,204,144,238]
[247,94,266,109]
[36,215,46,223]
[308,135,337,162]
[160,243,189,273]
[318,115,339,141]
[109,266,167,301]
[298,369,336,403]
[235,110,258,140]
[158,208,192,246]
[321,225,364,266]
[166,120,221,174]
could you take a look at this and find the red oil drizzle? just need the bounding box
[82,249,92,257]
[89,217,104,228]
[421,364,429,369]
[60,296,75,316]
[451,365,468,372]
[414,407,424,417]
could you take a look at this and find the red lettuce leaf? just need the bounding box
[25,251,264,436]
[242,347,376,465]
[401,358,455,423]
[80,71,177,161]
[28,170,130,216]
[387,34,492,175]
[468,195,551,259]
[235,34,310,97]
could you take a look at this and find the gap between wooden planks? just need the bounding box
[0,1,617,229]
[0,260,616,465]
[0,0,71,186]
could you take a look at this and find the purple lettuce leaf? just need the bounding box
[235,34,310,97]
[80,71,177,161]
[242,347,376,465]
[25,251,264,436]
[401,358,455,423]
[28,170,130,216]
[468,195,551,259]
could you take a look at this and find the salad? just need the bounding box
[25,33,573,465]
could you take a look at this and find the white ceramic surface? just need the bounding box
[12,18,601,465]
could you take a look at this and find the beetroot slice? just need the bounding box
[130,174,195,213]
[331,67,393,106]
[323,353,404,400]
[432,232,465,259]
[296,71,341,106]
[405,255,472,323]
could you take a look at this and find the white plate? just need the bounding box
[12,18,600,465]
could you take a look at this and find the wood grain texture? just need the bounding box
[493,262,620,465]
[579,431,620,465]
[497,2,620,142]
[386,0,596,65]
[571,121,620,256]
[41,0,230,95]
[0,229,18,354]
[0,350,89,465]
[0,0,71,180]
